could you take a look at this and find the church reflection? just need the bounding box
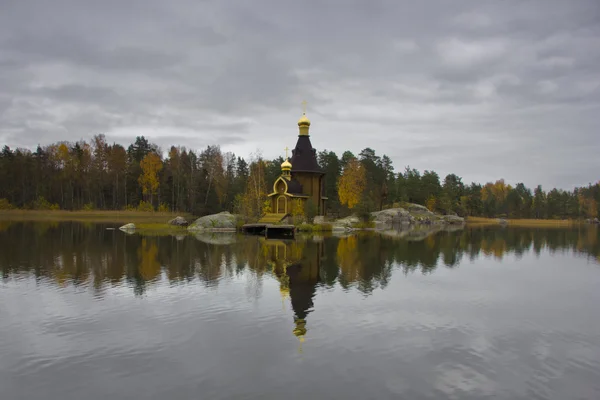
[261,238,324,344]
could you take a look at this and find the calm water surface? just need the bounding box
[1,222,599,399]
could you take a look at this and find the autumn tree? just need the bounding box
[338,157,366,210]
[235,152,268,220]
[138,153,163,206]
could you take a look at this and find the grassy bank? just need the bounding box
[466,216,581,228]
[0,210,194,224]
[297,223,334,232]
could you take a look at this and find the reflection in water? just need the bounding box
[1,222,598,342]
[1,222,600,399]
[264,239,321,346]
[1,223,598,296]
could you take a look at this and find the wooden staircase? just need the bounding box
[258,213,288,224]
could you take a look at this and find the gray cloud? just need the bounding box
[1,0,599,189]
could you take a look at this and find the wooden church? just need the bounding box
[268,108,326,217]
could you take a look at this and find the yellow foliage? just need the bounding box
[338,158,366,209]
[137,239,160,281]
[57,143,70,168]
[236,157,268,220]
[481,179,511,202]
[291,199,304,216]
[0,198,14,210]
[138,153,163,199]
[336,236,361,283]
[136,201,154,212]
[263,199,272,213]
[426,195,436,211]
[291,199,305,224]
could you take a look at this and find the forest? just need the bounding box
[0,134,598,220]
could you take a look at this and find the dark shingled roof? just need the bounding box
[290,136,323,173]
[287,178,303,195]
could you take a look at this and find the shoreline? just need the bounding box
[0,210,593,231]
[465,216,586,228]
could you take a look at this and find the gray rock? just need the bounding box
[372,208,415,227]
[497,218,508,225]
[332,215,360,229]
[405,203,434,215]
[188,211,238,231]
[119,223,135,231]
[168,216,189,226]
[313,216,326,224]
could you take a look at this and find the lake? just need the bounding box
[1,222,599,399]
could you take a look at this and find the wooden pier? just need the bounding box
[241,223,296,239]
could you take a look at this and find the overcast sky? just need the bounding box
[1,0,599,189]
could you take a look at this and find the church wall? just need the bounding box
[292,172,323,214]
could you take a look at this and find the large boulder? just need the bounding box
[168,216,189,226]
[405,203,434,215]
[371,208,414,225]
[313,216,326,224]
[188,211,238,231]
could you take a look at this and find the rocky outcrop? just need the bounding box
[168,216,189,226]
[331,204,465,231]
[188,211,238,231]
[371,206,464,227]
[119,223,136,232]
[372,208,415,225]
[405,203,432,214]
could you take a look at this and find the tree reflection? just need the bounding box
[1,223,598,299]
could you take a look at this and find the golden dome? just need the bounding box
[293,318,307,338]
[281,158,292,170]
[297,113,311,127]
